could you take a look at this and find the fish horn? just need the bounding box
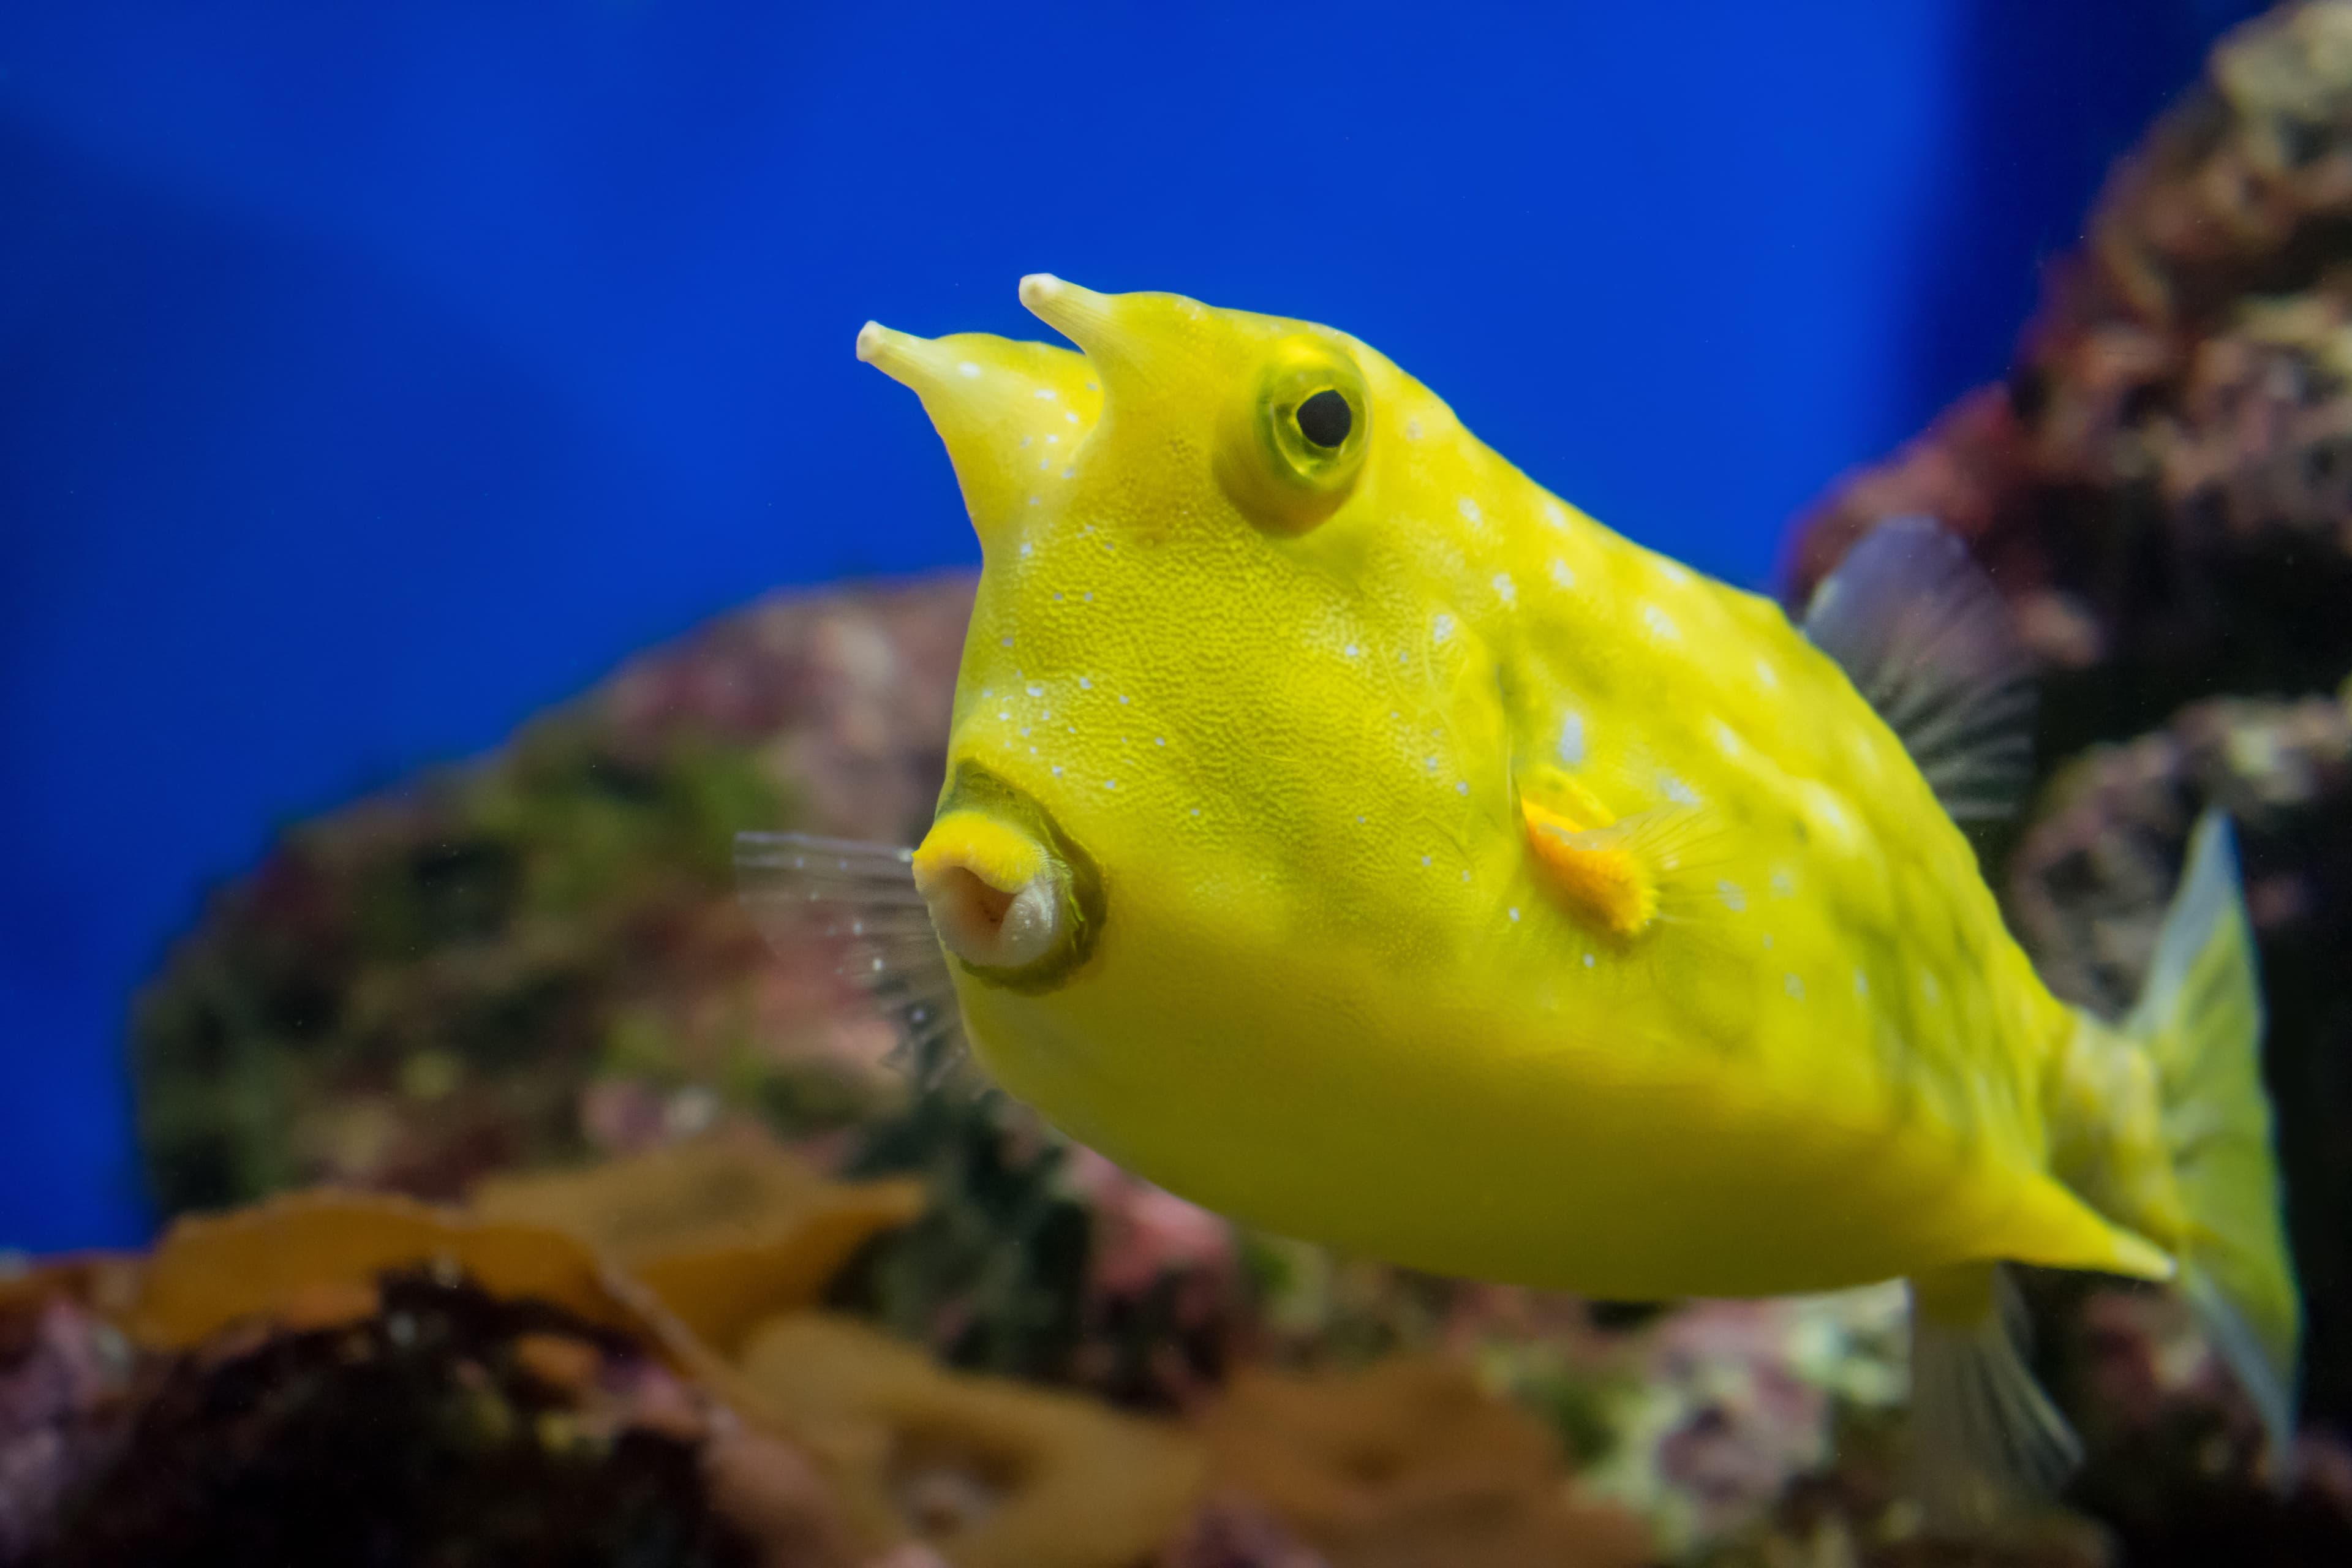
[1018,274,1190,396]
[854,319,1101,551]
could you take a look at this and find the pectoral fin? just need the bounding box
[1523,797,1660,938]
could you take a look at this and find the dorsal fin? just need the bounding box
[1803,517,2036,824]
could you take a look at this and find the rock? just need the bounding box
[1788,4,2352,763]
[132,576,974,1216]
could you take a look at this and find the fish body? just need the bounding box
[867,282,2130,1302]
[751,277,2298,1511]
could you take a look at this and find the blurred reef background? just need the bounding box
[14,2,2352,1565]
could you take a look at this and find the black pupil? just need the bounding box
[1295,388,1352,449]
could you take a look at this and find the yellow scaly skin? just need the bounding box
[861,277,2174,1303]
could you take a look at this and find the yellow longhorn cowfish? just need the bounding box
[739,277,2299,1520]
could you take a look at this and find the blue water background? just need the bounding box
[0,1,2265,1250]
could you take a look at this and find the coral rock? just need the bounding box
[737,1311,1204,1568]
[1197,1355,1651,1568]
[471,1134,924,1356]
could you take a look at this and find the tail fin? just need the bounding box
[2128,810,2300,1456]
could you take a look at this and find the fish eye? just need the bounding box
[1214,336,1371,535]
[1295,388,1352,448]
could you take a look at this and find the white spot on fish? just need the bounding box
[1000,636,1014,648]
[1019,541,1033,557]
[1083,591,1094,602]
[1104,778,1117,790]
[1119,694,1131,704]
[1019,435,1031,448]
[1033,388,1058,400]
[1583,952,1596,968]
[1549,558,1575,589]
[1425,755,1441,772]
[1854,970,1870,997]
[1771,870,1796,898]
[1191,807,1200,816]
[1421,854,1433,867]
[957,361,981,379]
[1557,711,1586,767]
[1658,560,1692,586]
[1542,501,1567,530]
[1028,495,1039,506]
[1709,718,1741,756]
[1027,684,1044,696]
[1061,467,1075,478]
[1433,613,1455,645]
[1458,497,1482,524]
[1717,880,1747,911]
[1046,434,1059,445]
[1755,658,1779,690]
[1461,869,1471,883]
[1051,764,1063,776]
[1784,973,1805,1000]
[1762,933,1776,950]
[1642,603,1680,641]
[1509,907,1521,922]
[1064,410,1078,424]
[1344,643,1361,657]
[1078,676,1092,689]
[1492,572,1515,605]
[1156,736,1166,745]
[1455,780,1469,796]
[1660,772,1699,806]
[1406,417,1423,440]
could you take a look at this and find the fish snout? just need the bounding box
[913,810,1068,973]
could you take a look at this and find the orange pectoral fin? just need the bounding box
[1523,799,1659,938]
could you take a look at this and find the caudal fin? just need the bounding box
[2128,810,2300,1457]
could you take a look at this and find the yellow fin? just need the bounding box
[1522,797,1657,938]
[1518,766,1751,945]
[2123,812,2299,1458]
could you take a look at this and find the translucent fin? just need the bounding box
[1907,1264,2082,1533]
[734,831,974,1090]
[1802,517,2035,823]
[2124,811,2300,1462]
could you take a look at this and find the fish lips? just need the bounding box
[913,763,1106,994]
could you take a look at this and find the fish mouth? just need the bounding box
[912,764,1105,993]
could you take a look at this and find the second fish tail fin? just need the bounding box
[2124,809,2301,1461]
